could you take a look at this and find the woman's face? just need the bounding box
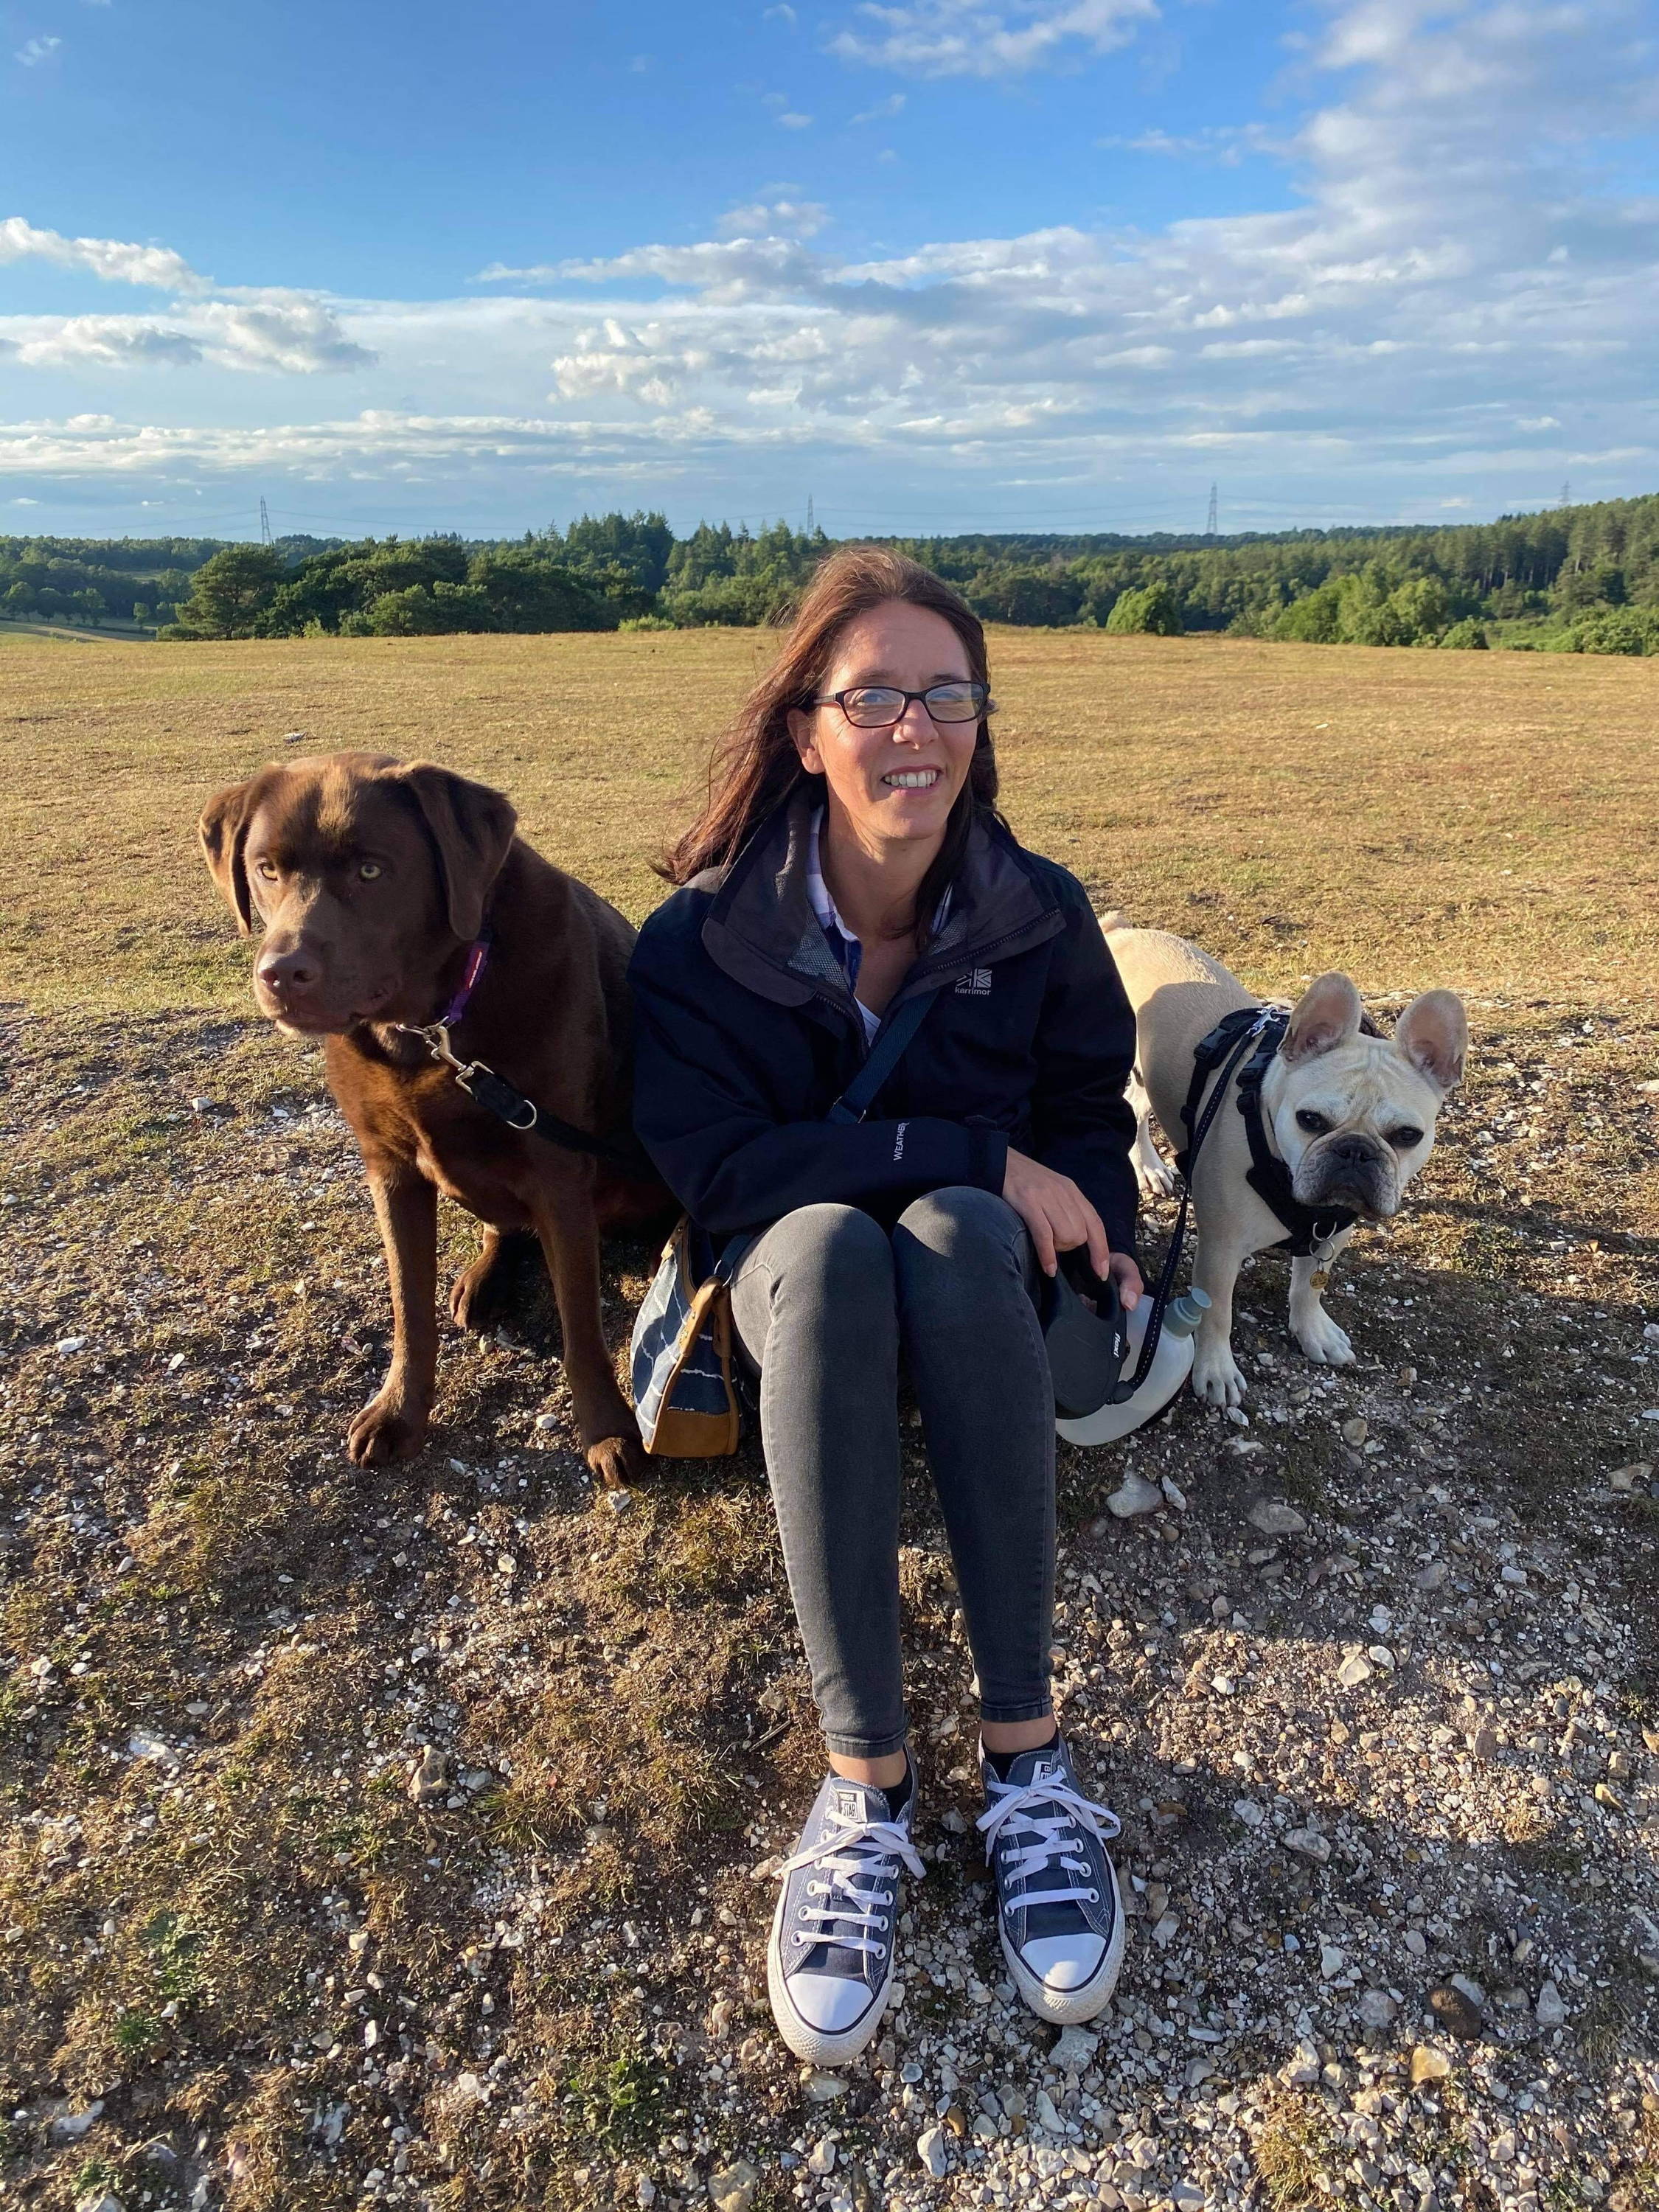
[787,599,982,856]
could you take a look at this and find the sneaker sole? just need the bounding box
[765,1882,894,2067]
[1000,1856,1127,2026]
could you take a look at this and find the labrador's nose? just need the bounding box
[257,945,321,998]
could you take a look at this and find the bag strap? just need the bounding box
[825,990,936,1125]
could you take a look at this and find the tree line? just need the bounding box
[4,492,1657,653]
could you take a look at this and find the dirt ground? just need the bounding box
[1,630,1656,2212]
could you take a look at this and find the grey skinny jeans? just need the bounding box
[731,1186,1055,1760]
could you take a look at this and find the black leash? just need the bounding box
[394,932,655,1176]
[1108,1005,1272,1398]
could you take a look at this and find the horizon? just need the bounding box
[4,0,1657,541]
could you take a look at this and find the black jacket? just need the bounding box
[628,790,1138,1253]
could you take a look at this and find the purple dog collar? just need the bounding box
[435,932,491,1031]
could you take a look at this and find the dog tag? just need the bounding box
[1310,1267,1330,1292]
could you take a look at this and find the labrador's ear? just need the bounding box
[387,762,518,942]
[1394,990,1468,1092]
[199,776,267,933]
[1281,972,1364,1063]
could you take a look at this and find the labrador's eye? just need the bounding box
[358,861,383,881]
[1295,1109,1331,1134]
[1388,1125,1425,1150]
[254,860,279,881]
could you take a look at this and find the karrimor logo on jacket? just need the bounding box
[954,968,992,997]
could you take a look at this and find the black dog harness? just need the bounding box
[1177,1006,1364,1259]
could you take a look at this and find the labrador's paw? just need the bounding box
[347,1390,429,1465]
[587,1431,648,1490]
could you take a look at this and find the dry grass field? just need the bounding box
[1,629,1656,2212]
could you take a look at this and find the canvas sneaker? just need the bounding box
[978,1735,1124,2024]
[766,1768,924,2065]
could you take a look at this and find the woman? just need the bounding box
[630,546,1143,2065]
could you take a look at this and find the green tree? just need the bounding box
[1104,582,1183,636]
[164,544,285,639]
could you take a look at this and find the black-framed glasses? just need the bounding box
[810,681,989,728]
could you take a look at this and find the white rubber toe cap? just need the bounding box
[785,1972,878,2036]
[1020,1933,1107,1992]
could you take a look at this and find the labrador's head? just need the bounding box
[199,751,516,1033]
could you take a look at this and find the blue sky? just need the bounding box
[2,0,1657,541]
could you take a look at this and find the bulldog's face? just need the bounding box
[1261,973,1468,1221]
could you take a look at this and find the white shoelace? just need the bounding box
[779,1810,925,1961]
[977,1771,1122,1910]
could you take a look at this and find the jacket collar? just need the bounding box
[700,784,1064,1013]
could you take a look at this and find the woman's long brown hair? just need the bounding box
[660,543,1002,940]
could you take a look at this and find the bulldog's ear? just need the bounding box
[387,761,517,942]
[199,775,266,933]
[1394,990,1468,1092]
[1281,972,1364,1063]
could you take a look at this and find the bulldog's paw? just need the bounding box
[1295,1309,1355,1367]
[1192,1340,1246,1408]
[587,1431,648,1490]
[347,1390,429,1465]
[1135,1153,1178,1198]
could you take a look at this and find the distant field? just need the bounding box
[2,626,1655,1012]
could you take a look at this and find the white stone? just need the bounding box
[917,2126,948,2179]
[1413,1559,1448,1590]
[1535,1980,1568,2028]
[1282,2038,1321,2085]
[1285,1828,1332,1863]
[707,2159,760,2212]
[1049,2024,1099,2072]
[1248,1499,1307,1537]
[49,2101,104,2142]
[1338,1650,1374,1688]
[1357,1989,1398,2031]
[805,2070,848,2101]
[1320,1944,1346,1980]
[1107,1474,1164,1519]
[1233,1798,1265,1828]
[1033,2089,1064,2132]
[806,2138,836,2177]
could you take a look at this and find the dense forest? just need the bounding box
[4,490,1658,652]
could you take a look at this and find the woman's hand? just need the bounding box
[1002,1148,1142,1307]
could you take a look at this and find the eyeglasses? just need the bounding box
[810,681,989,729]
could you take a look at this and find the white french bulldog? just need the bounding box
[1102,915,1467,1408]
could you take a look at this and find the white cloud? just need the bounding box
[7,0,1658,521]
[776,109,813,125]
[0,215,205,291]
[0,218,373,372]
[1101,122,1283,163]
[830,0,1156,79]
[852,90,907,120]
[717,198,830,238]
[14,34,60,64]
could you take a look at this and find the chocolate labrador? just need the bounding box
[199,751,663,1487]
